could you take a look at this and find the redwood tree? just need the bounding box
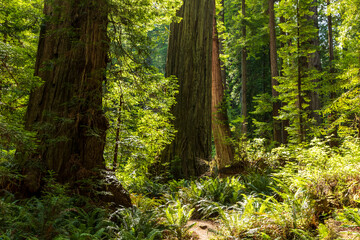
[212,7,234,169]
[161,0,214,178]
[21,0,131,206]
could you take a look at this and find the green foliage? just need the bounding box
[275,0,323,142]
[130,193,163,212]
[173,177,247,218]
[223,0,272,138]
[319,0,360,136]
[3,0,360,239]
[104,0,181,182]
[270,179,315,230]
[235,138,272,169]
[55,208,114,240]
[126,176,168,198]
[4,137,360,240]
[291,228,316,240]
[112,207,162,240]
[0,175,115,240]
[273,137,360,211]
[215,195,273,239]
[163,199,195,240]
[337,206,360,233]
[251,93,274,139]
[0,0,42,107]
[241,173,275,196]
[0,0,42,166]
[0,176,72,239]
[316,220,342,240]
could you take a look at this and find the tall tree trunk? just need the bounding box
[279,16,289,144]
[297,3,305,142]
[241,0,248,135]
[308,0,322,124]
[269,0,282,144]
[327,0,338,146]
[113,116,121,169]
[20,0,131,206]
[327,0,335,99]
[212,7,234,169]
[219,0,227,88]
[113,96,123,169]
[160,0,214,178]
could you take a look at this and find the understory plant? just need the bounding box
[111,207,162,240]
[163,199,195,240]
[215,195,269,239]
[0,175,116,240]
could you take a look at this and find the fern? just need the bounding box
[163,199,195,240]
[113,207,162,240]
[291,229,316,240]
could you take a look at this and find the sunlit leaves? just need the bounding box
[0,0,42,44]
[0,0,42,158]
[322,0,360,137]
[274,0,321,142]
[104,0,180,179]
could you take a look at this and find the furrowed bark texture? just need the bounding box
[162,0,214,178]
[22,0,131,206]
[212,10,234,168]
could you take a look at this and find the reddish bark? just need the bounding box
[212,10,234,168]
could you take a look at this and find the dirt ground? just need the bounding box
[187,220,219,240]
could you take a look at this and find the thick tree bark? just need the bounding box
[212,8,234,169]
[21,0,131,206]
[268,0,282,144]
[160,0,214,178]
[241,0,248,135]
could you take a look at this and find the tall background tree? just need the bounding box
[268,0,282,144]
[212,1,235,168]
[160,0,214,178]
[276,0,319,143]
[224,0,270,140]
[241,0,248,135]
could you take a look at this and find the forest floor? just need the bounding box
[188,220,218,240]
[5,138,360,239]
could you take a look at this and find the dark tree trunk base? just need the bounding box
[11,168,132,207]
[97,171,132,208]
